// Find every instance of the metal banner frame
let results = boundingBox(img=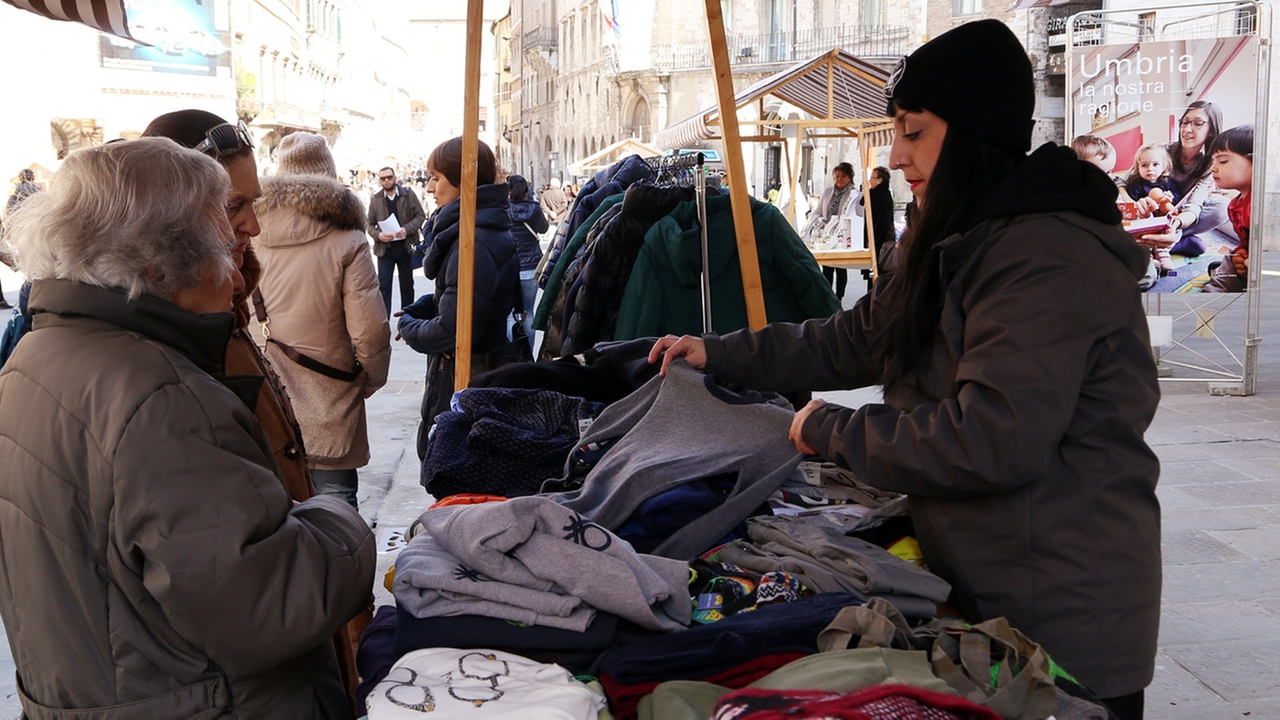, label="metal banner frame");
[1066,0,1271,395]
